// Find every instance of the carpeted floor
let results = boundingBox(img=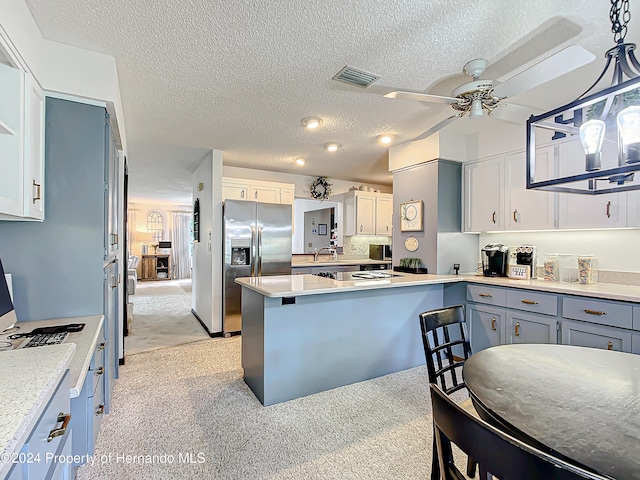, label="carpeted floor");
[77,337,469,479]
[125,279,209,356]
